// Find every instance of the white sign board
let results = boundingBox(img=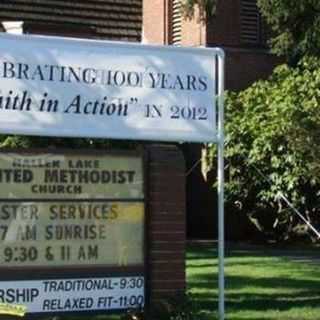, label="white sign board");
[0,277,144,313]
[0,34,220,142]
